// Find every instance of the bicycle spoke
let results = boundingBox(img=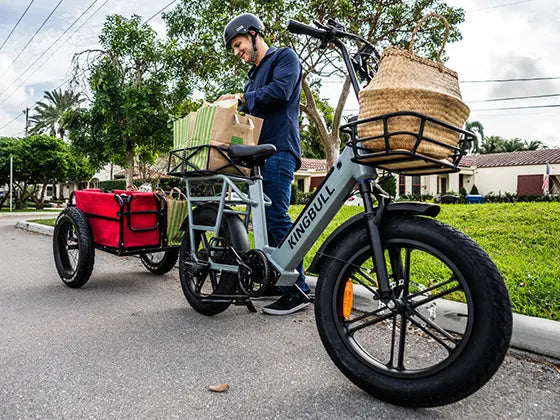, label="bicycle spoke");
[349,272,380,298]
[406,314,454,353]
[387,314,398,368]
[407,276,458,299]
[346,307,395,334]
[409,284,462,310]
[397,314,407,370]
[409,308,459,344]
